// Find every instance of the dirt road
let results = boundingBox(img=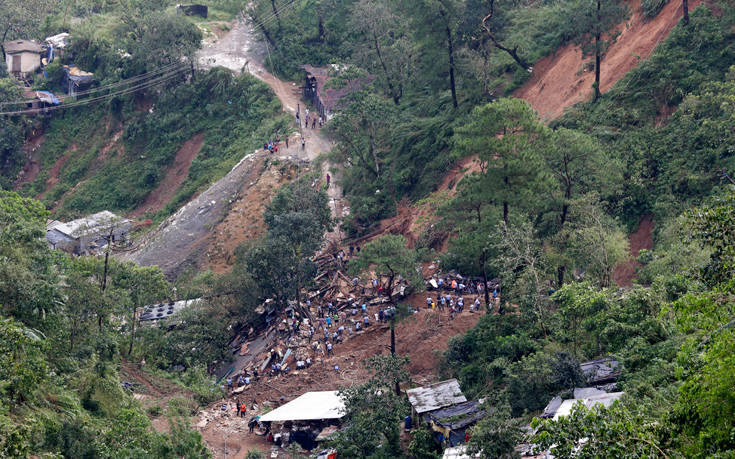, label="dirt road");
[120,17,348,276]
[198,16,348,233]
